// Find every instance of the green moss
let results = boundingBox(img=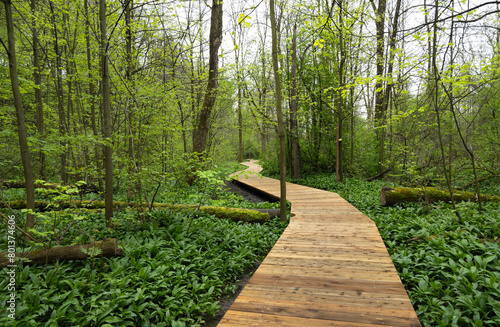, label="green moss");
[199,206,270,223]
[2,200,270,223]
[385,187,500,206]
